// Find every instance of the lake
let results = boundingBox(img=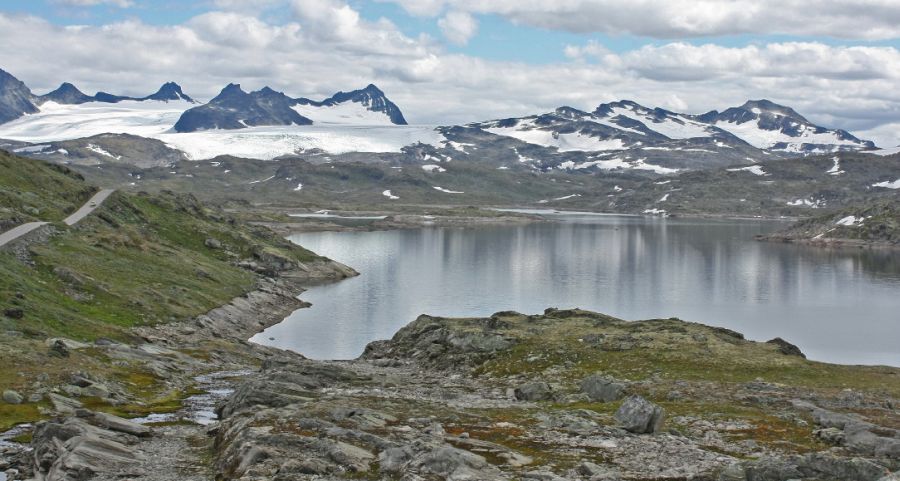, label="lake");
[251,213,900,366]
